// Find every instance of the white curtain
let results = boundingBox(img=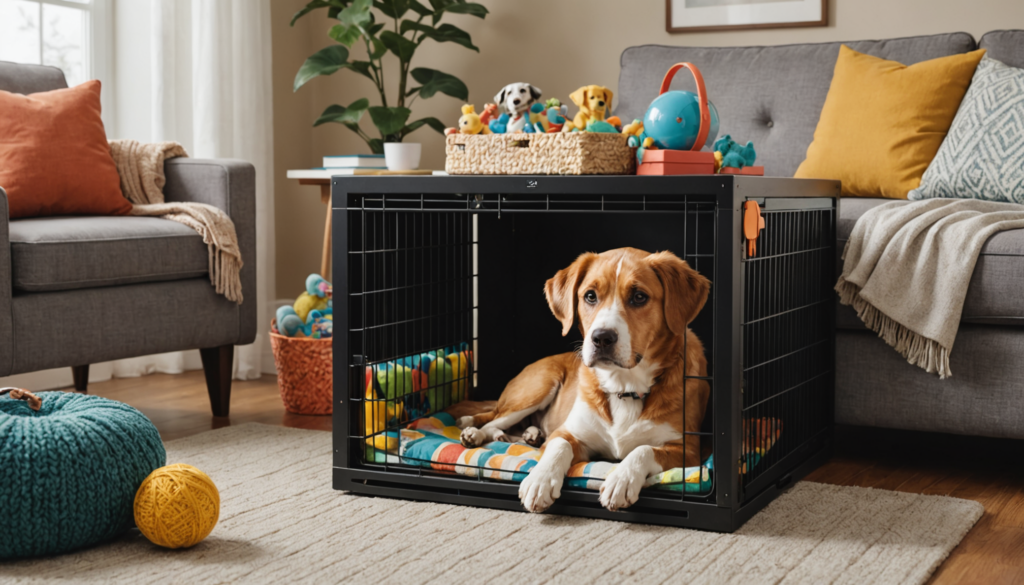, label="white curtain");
[0,0,276,391]
[144,0,276,380]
